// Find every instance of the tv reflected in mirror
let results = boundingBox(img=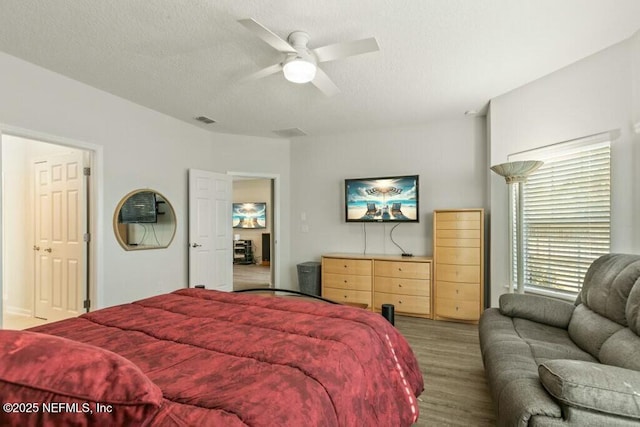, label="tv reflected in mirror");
[233,202,267,229]
[119,191,157,224]
[345,175,419,223]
